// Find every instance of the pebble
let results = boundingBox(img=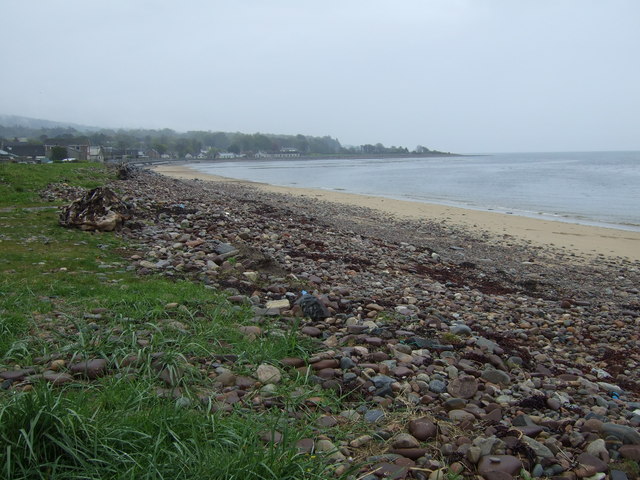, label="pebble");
[256,364,282,384]
[408,418,437,440]
[69,359,108,379]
